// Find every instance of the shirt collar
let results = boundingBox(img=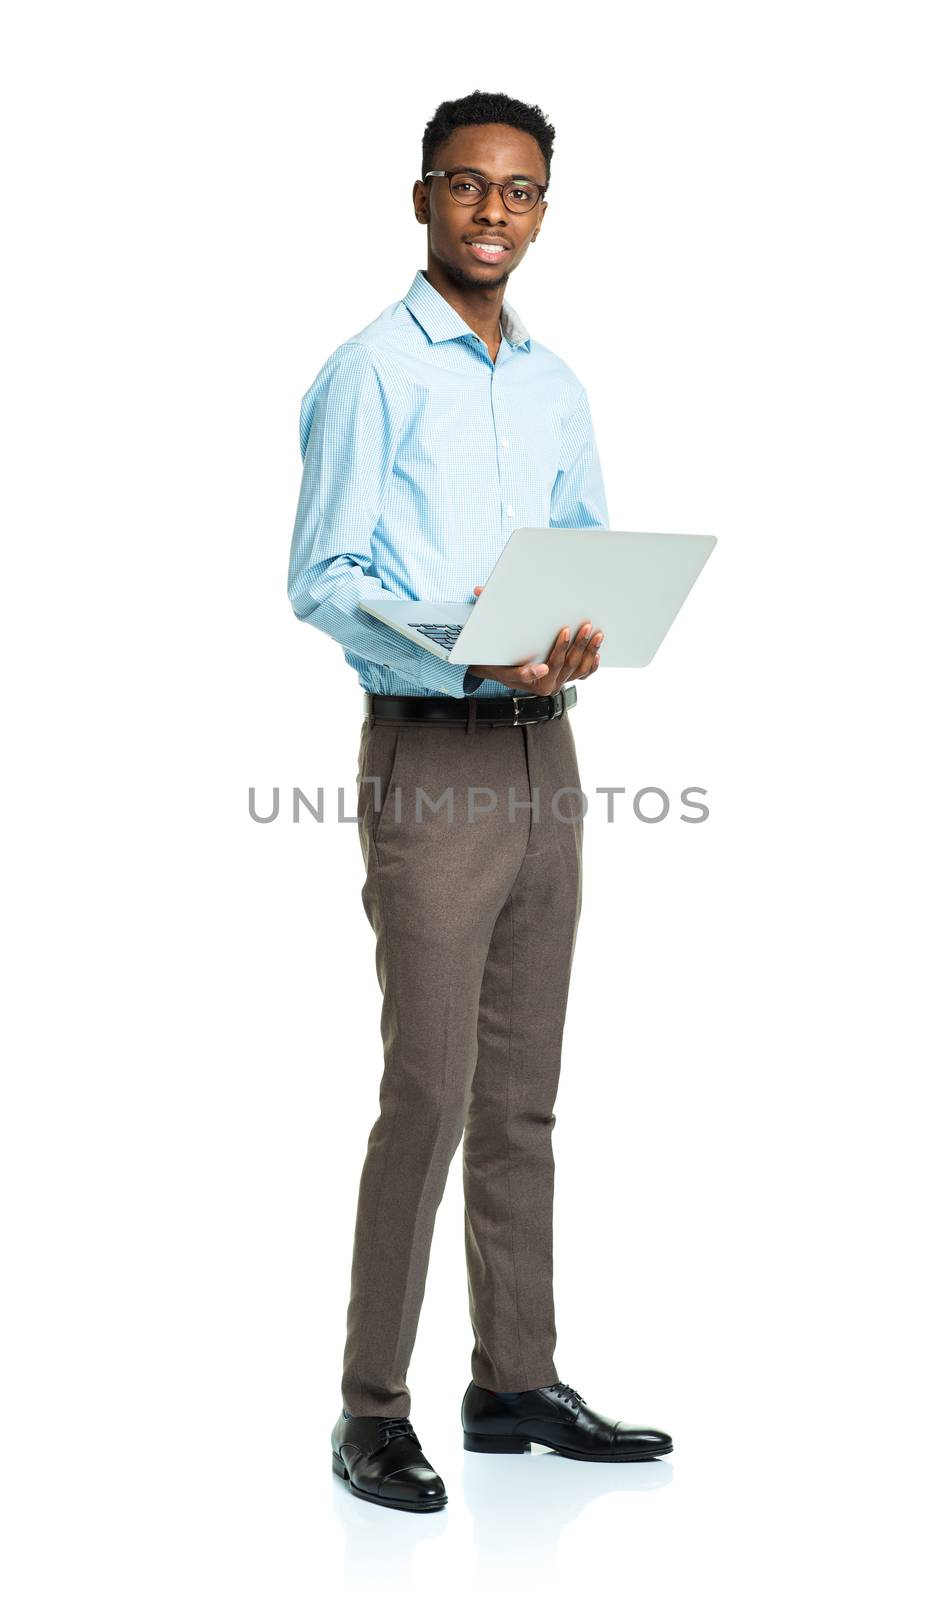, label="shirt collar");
[402,268,532,352]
